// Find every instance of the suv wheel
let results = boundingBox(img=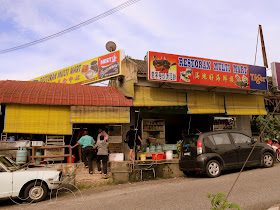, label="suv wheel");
[206,160,221,178]
[23,182,48,203]
[263,152,274,168]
